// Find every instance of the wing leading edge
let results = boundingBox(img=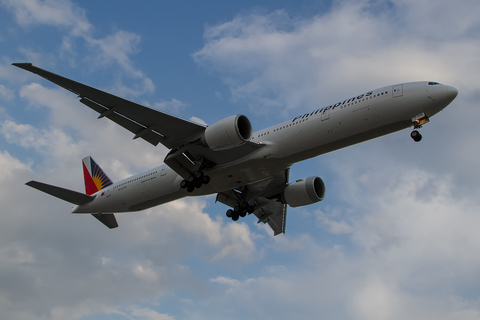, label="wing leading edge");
[12,63,206,149]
